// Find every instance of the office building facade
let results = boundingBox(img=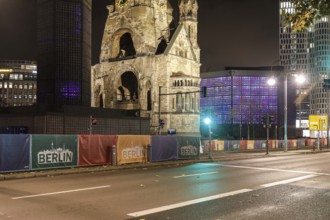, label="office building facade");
[280,1,330,137]
[37,0,91,106]
[0,60,37,107]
